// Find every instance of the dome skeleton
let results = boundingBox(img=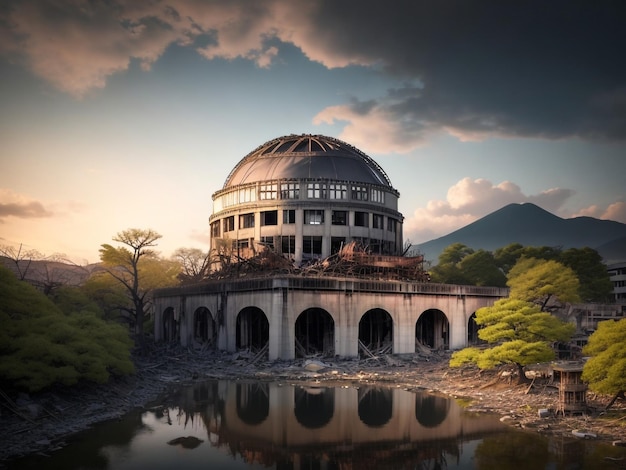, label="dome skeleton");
[223,134,394,189]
